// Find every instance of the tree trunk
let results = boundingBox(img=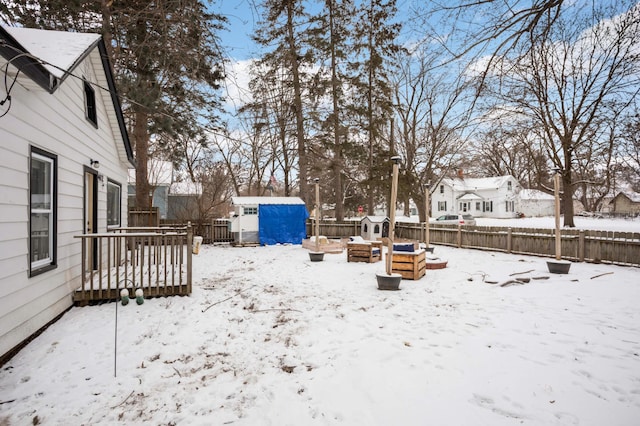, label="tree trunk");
[329,0,344,220]
[134,108,150,210]
[562,171,575,227]
[285,0,308,207]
